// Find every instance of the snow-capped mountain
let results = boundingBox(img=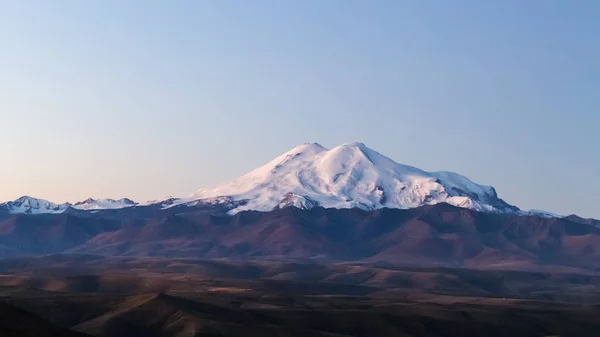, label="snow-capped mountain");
[1,142,562,217]
[167,142,519,214]
[0,197,138,214]
[72,198,137,210]
[0,196,71,214]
